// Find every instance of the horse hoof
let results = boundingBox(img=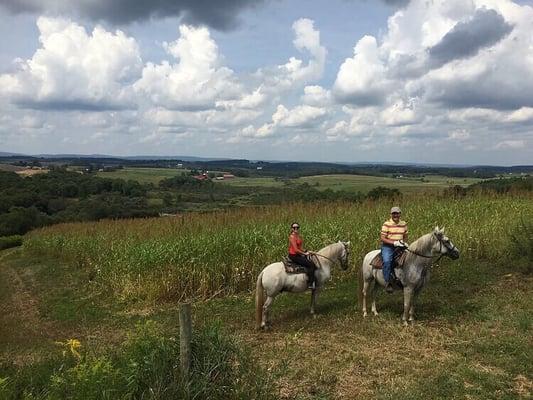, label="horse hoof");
[372,312,379,317]
[402,320,409,327]
[363,312,368,318]
[312,313,317,319]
